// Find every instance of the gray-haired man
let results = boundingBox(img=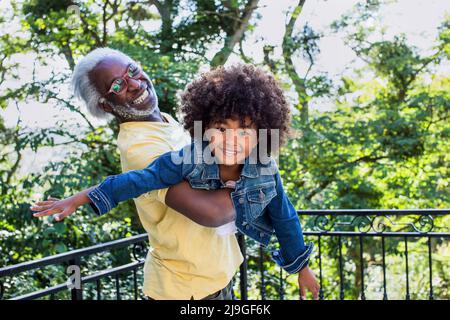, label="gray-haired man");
[67,48,242,299]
